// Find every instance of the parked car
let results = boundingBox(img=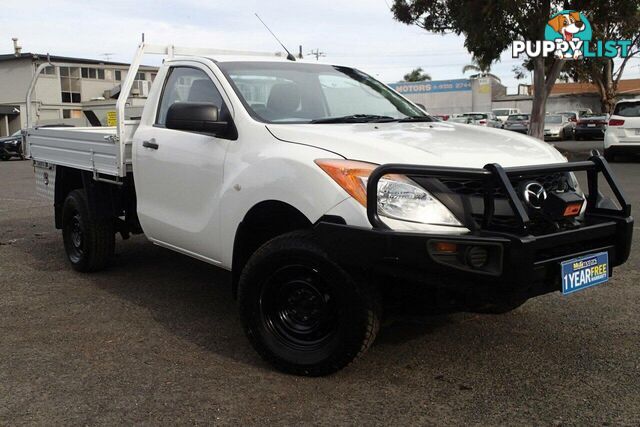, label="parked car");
[448,116,476,125]
[432,114,449,121]
[544,114,574,140]
[0,130,24,160]
[556,111,579,122]
[461,112,502,128]
[574,114,607,140]
[23,43,633,376]
[604,99,640,161]
[493,108,521,124]
[503,114,530,134]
